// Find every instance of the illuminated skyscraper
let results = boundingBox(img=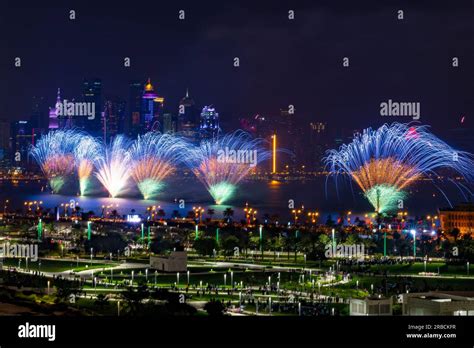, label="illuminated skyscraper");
[128,81,143,136]
[178,89,199,139]
[103,97,126,141]
[309,122,328,171]
[141,78,164,132]
[82,78,102,133]
[30,96,47,130]
[199,105,220,139]
[48,88,61,130]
